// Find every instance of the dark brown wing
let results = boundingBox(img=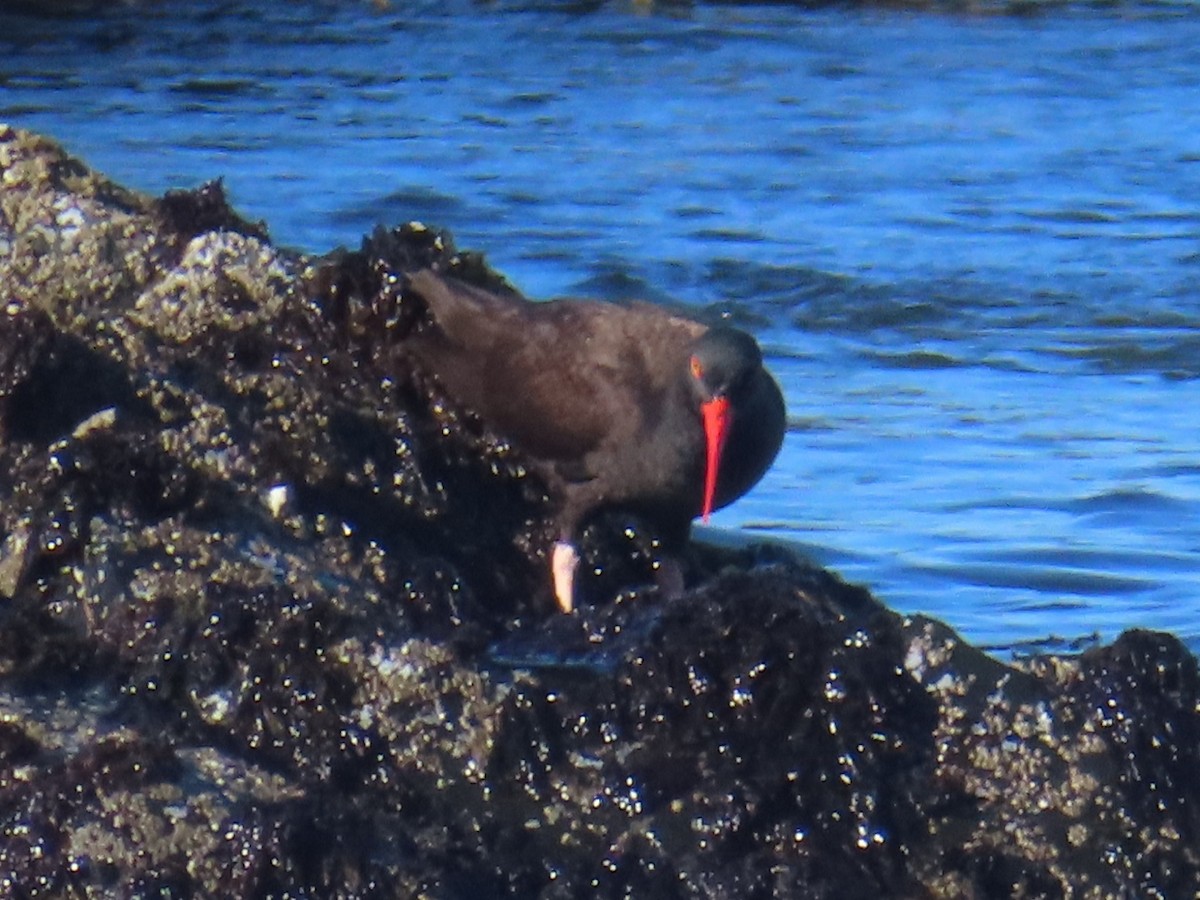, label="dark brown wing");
[403,270,702,465]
